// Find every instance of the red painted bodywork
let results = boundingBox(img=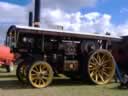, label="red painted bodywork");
[0,45,14,65]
